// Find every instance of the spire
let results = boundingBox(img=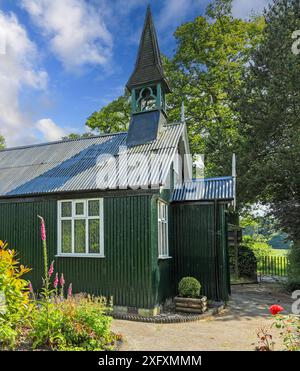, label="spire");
[126,6,171,93]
